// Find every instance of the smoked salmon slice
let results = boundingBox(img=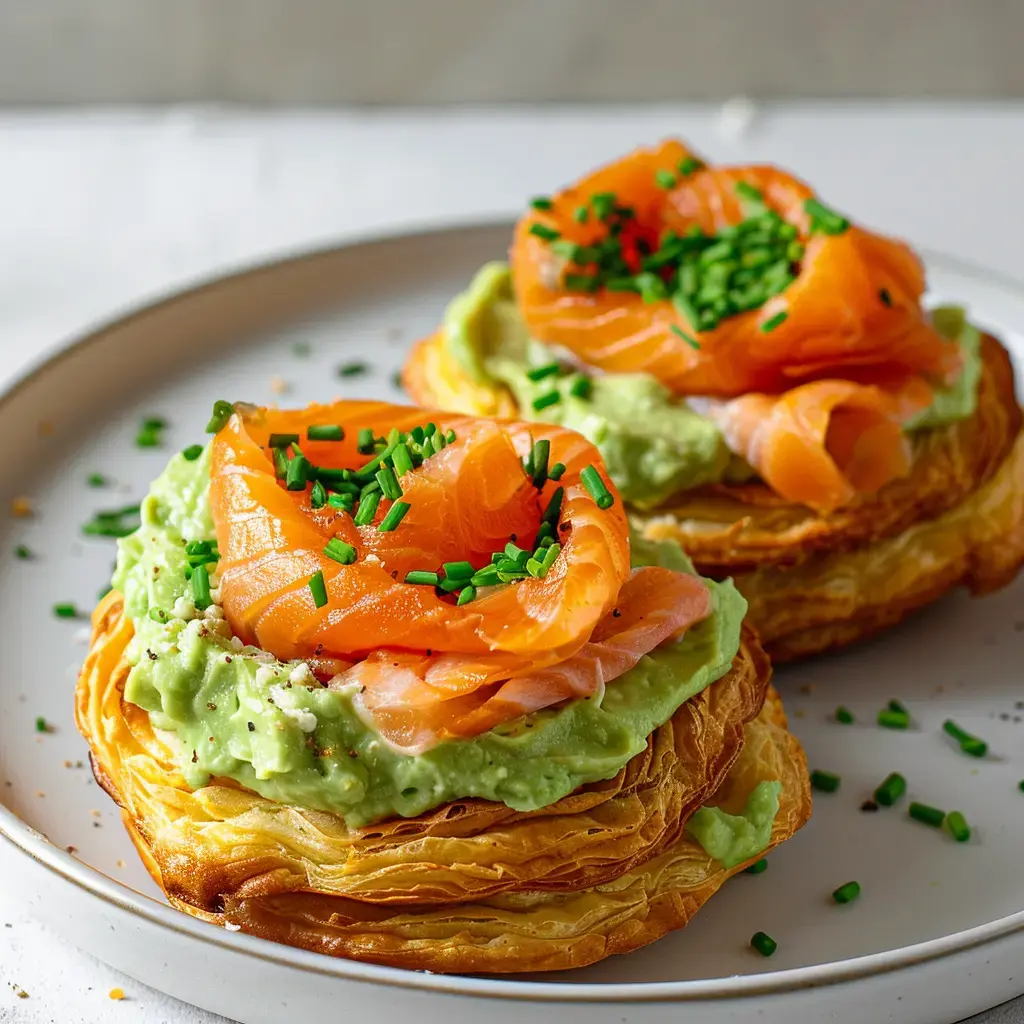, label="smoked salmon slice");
[209,401,712,752]
[511,139,960,398]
